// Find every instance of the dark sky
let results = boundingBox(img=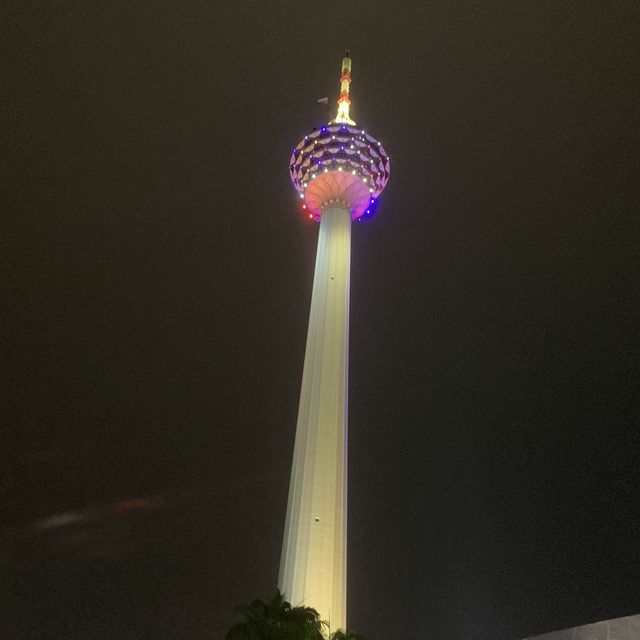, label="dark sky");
[3,2,639,639]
